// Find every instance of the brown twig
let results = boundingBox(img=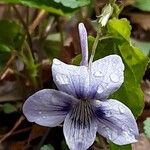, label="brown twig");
[41,16,55,39]
[0,116,25,143]
[28,10,47,34]
[0,52,16,80]
[36,128,51,150]
[0,127,31,139]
